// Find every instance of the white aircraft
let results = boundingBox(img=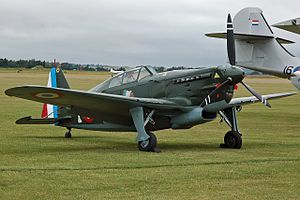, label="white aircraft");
[206,7,300,90]
[110,68,125,75]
